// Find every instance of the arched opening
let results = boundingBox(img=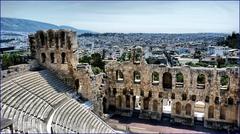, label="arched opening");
[133,96,141,110]
[41,53,46,63]
[126,95,131,108]
[140,90,144,96]
[171,93,175,99]
[61,52,66,64]
[113,88,117,96]
[176,72,184,88]
[152,72,159,85]
[220,105,226,120]
[102,97,107,113]
[75,79,79,90]
[208,105,214,118]
[116,70,124,81]
[67,35,71,50]
[153,100,158,112]
[55,32,59,48]
[228,97,233,105]
[194,101,205,121]
[220,75,229,90]
[158,92,163,98]
[48,30,54,48]
[163,99,172,114]
[60,31,65,48]
[163,72,172,90]
[215,97,220,104]
[123,88,127,95]
[148,91,152,98]
[185,103,191,116]
[117,96,122,108]
[182,93,187,101]
[205,96,209,103]
[39,31,45,47]
[197,74,205,89]
[134,71,141,83]
[191,95,196,101]
[50,53,55,63]
[143,97,149,110]
[134,47,142,63]
[176,102,181,115]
